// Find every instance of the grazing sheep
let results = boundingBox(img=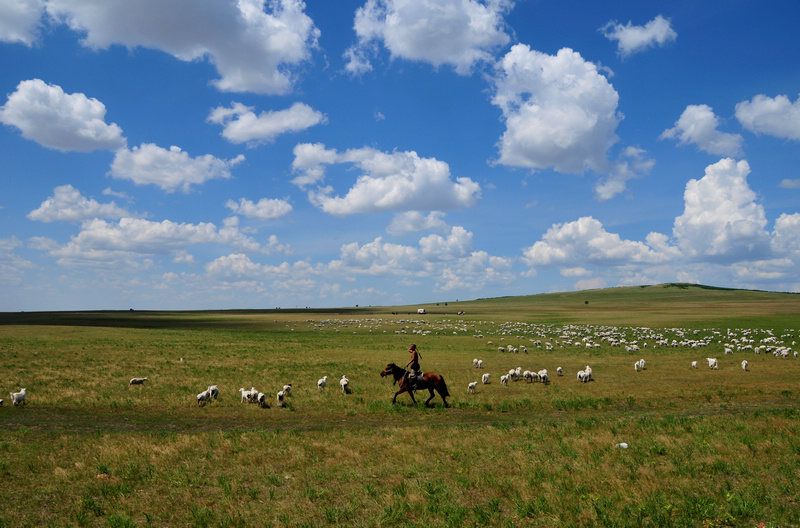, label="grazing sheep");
[317,376,328,392]
[691,361,698,369]
[257,392,268,408]
[741,360,748,372]
[239,387,256,403]
[577,370,587,383]
[522,370,534,383]
[500,374,509,386]
[481,373,490,384]
[9,388,26,406]
[283,384,292,396]
[0,399,3,406]
[197,389,211,406]
[556,366,563,377]
[538,369,548,384]
[706,357,719,370]
[468,381,478,394]
[208,385,219,400]
[276,390,285,407]
[128,377,148,387]
[473,358,479,368]
[584,365,593,381]
[340,375,350,394]
[477,359,483,369]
